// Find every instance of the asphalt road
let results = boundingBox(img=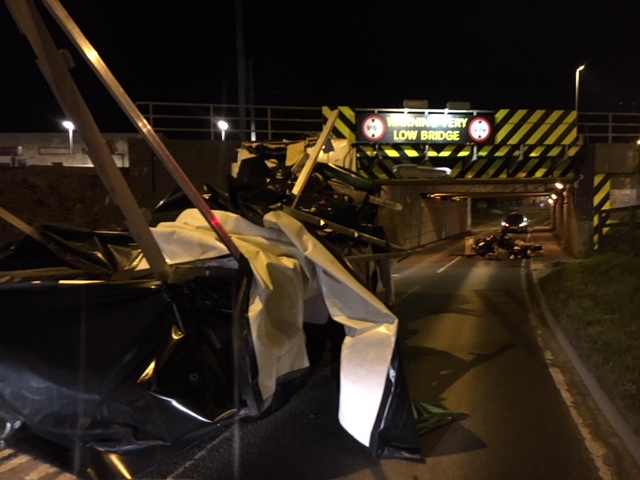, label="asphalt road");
[138,229,638,480]
[3,230,640,479]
